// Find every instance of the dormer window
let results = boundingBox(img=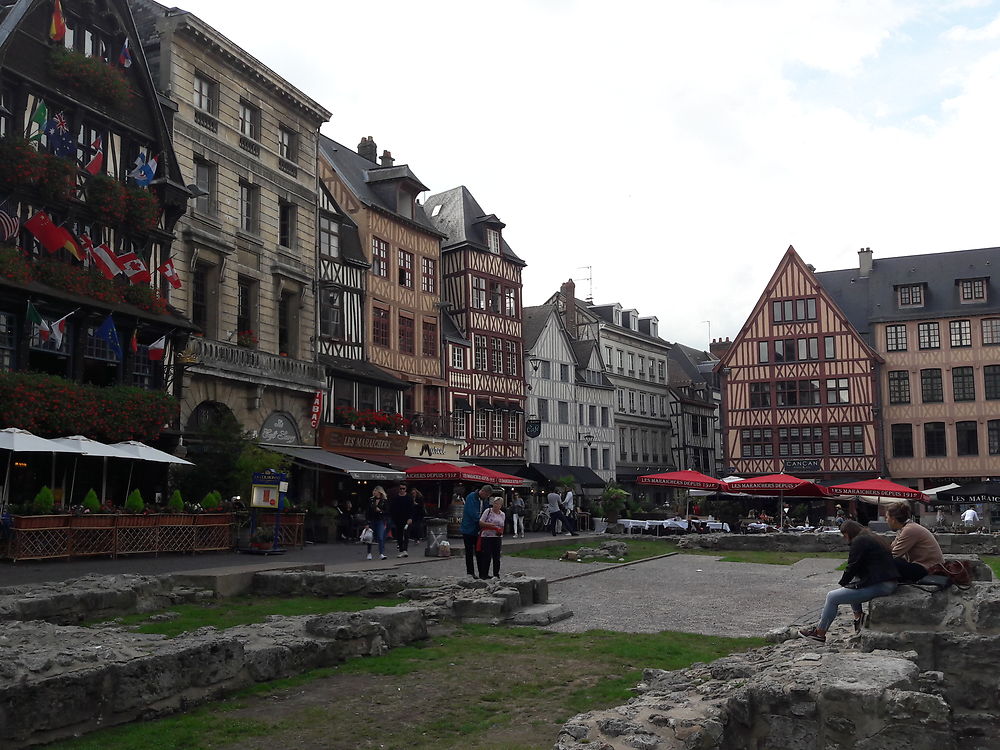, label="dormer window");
[486,228,501,254]
[397,188,415,219]
[897,284,924,308]
[959,278,987,303]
